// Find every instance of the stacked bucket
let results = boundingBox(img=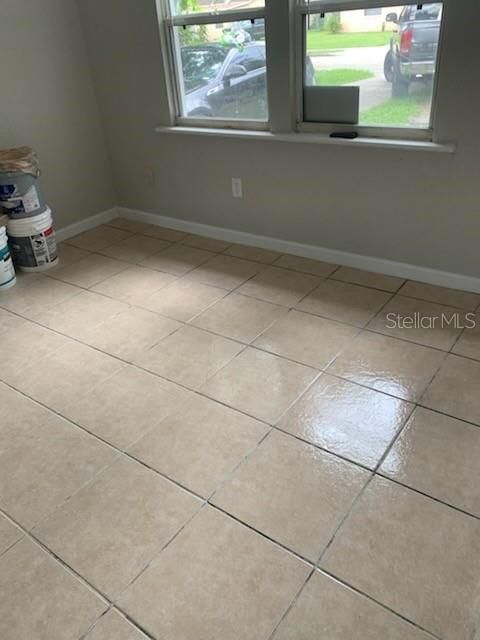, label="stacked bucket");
[0,147,58,290]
